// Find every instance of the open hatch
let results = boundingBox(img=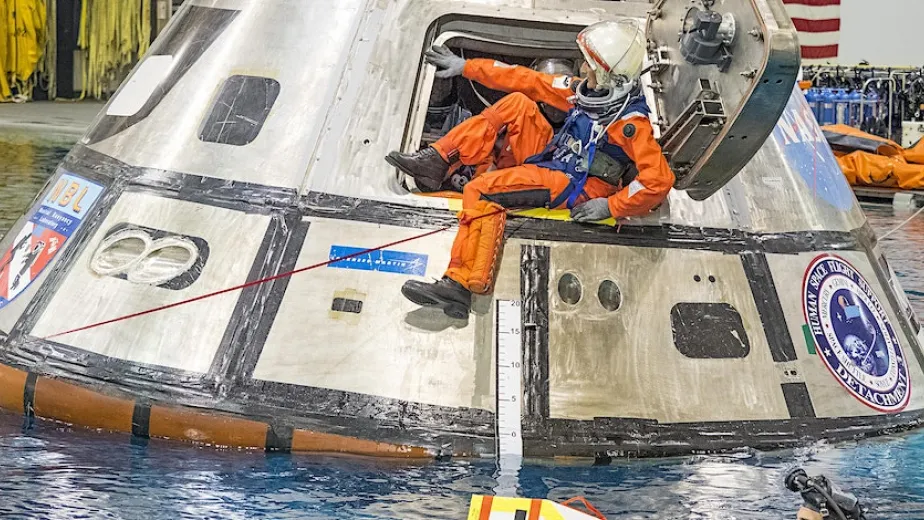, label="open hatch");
[403,17,586,196]
[646,0,800,200]
[403,0,799,204]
